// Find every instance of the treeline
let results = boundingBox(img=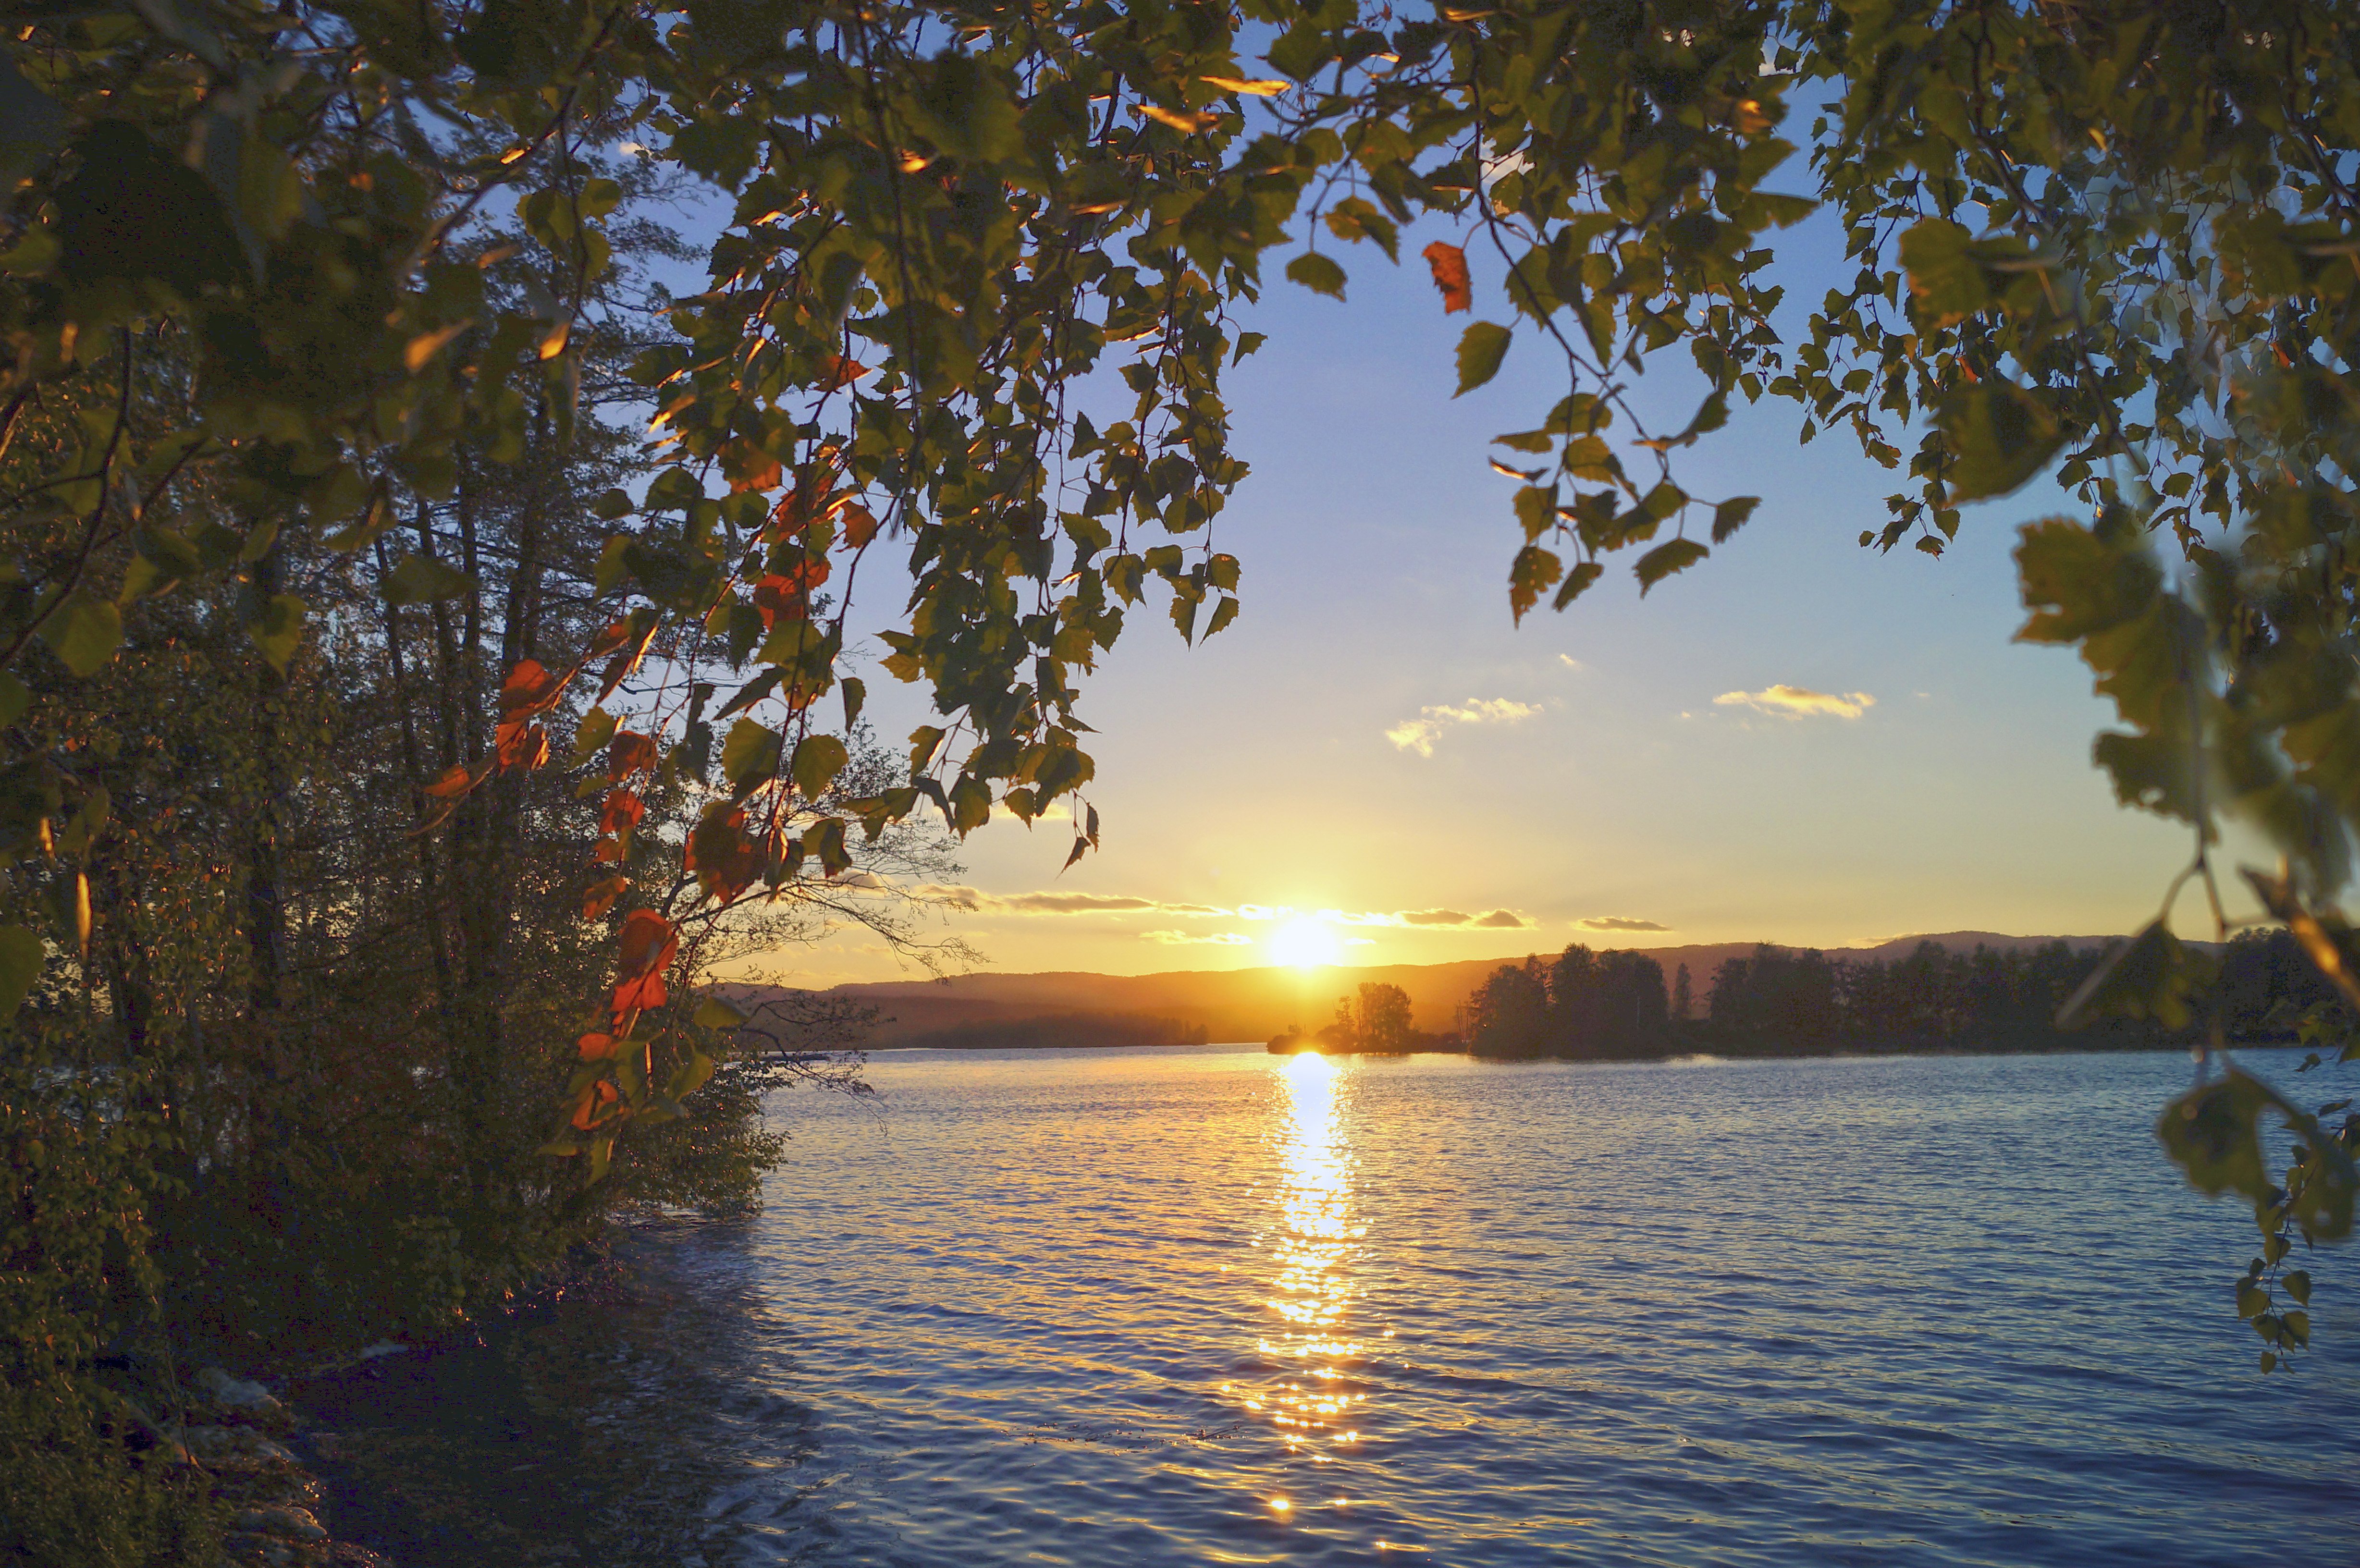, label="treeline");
[1466,933,2352,1060]
[0,170,936,1560]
